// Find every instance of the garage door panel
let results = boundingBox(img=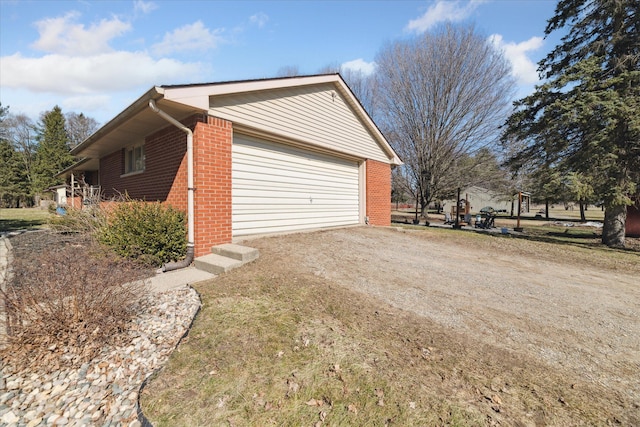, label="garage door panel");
[232,135,360,236]
[233,214,358,233]
[233,188,358,200]
[234,156,357,179]
[232,170,357,189]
